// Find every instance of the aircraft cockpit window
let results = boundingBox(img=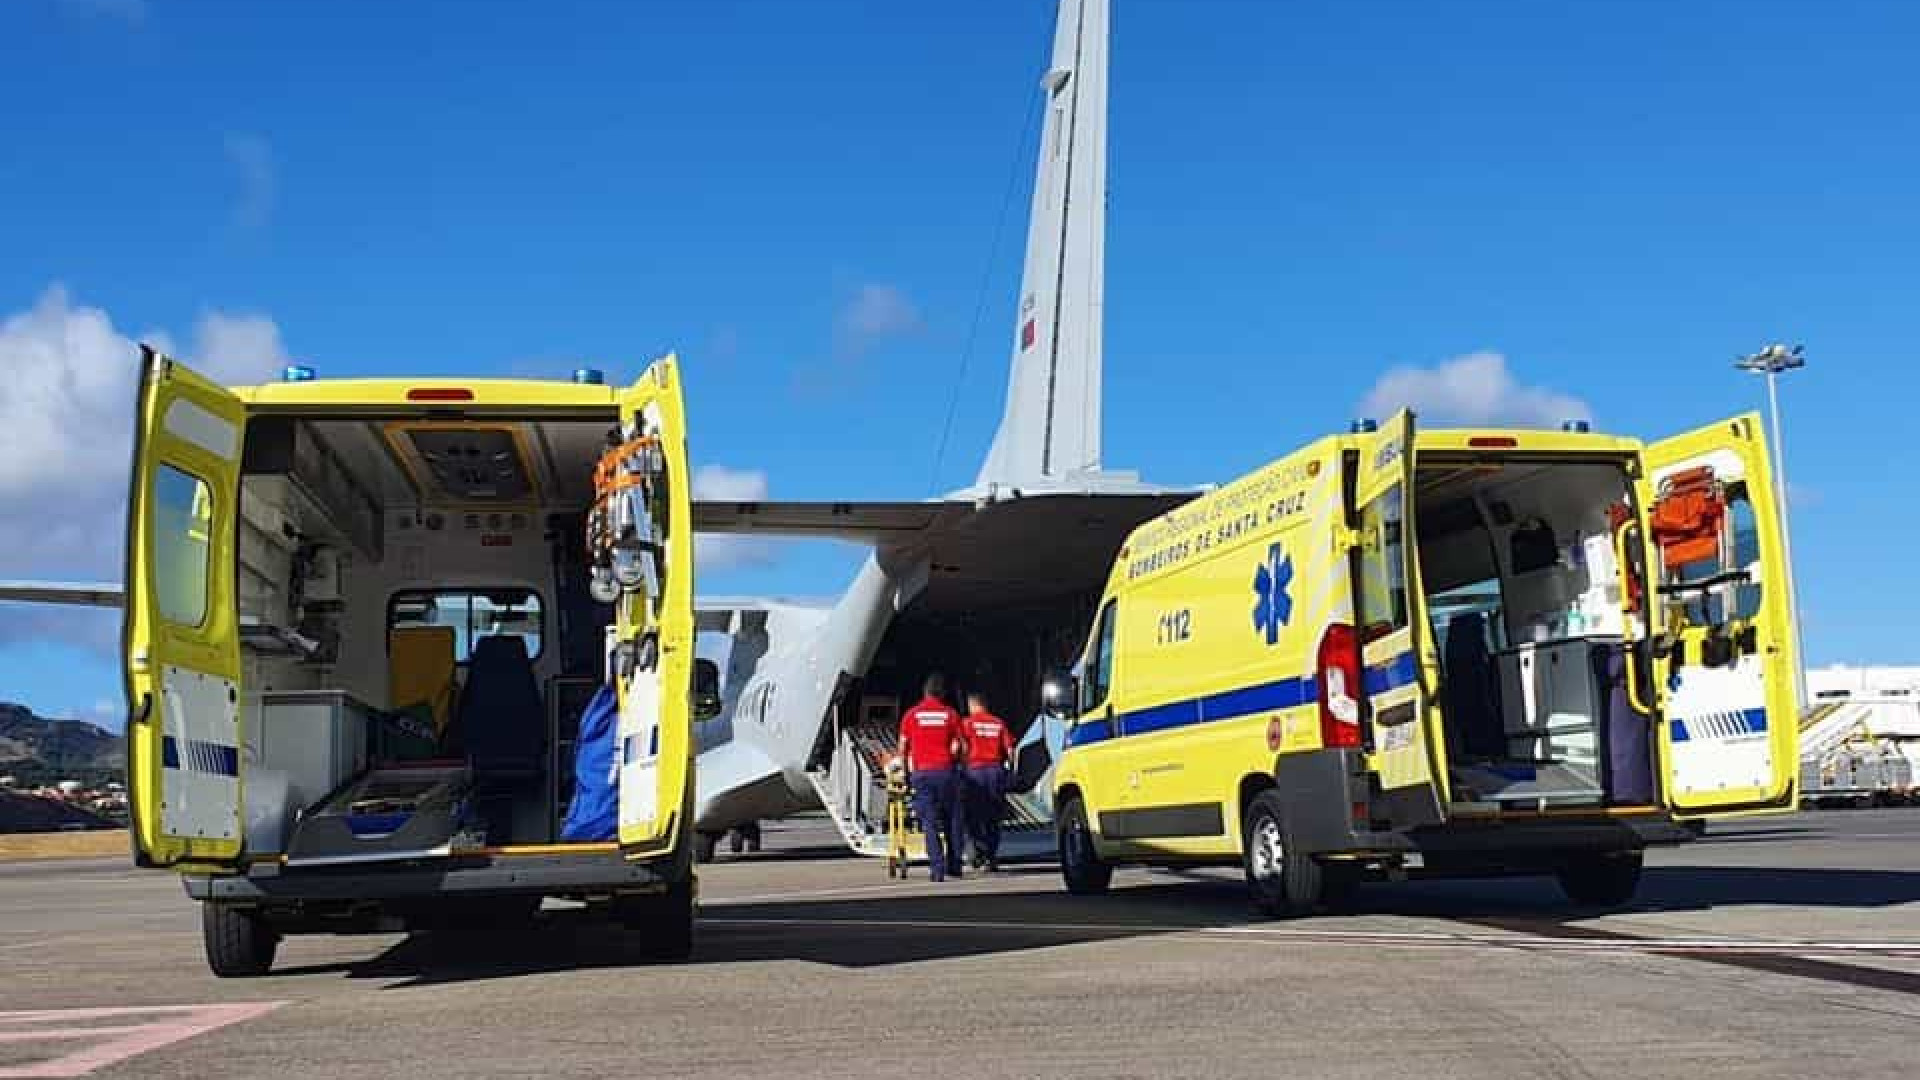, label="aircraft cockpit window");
[390,588,544,662]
